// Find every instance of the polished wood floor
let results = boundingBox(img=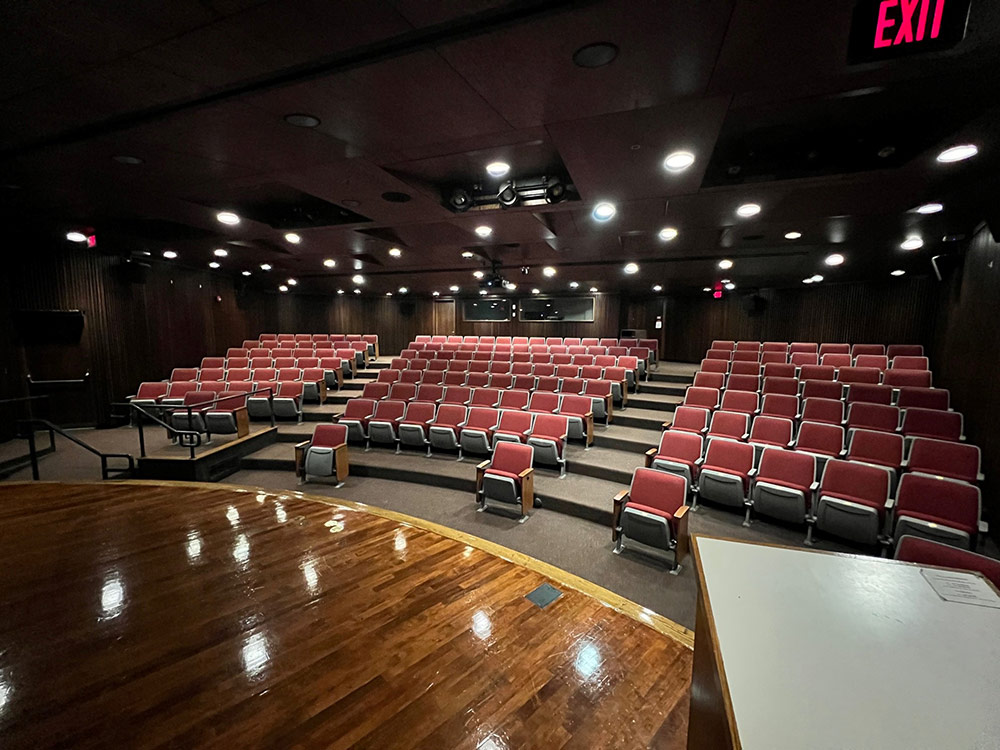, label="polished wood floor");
[0,481,692,749]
